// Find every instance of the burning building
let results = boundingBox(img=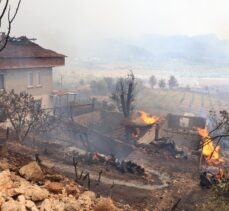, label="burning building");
[124,111,160,142]
[164,113,206,151]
